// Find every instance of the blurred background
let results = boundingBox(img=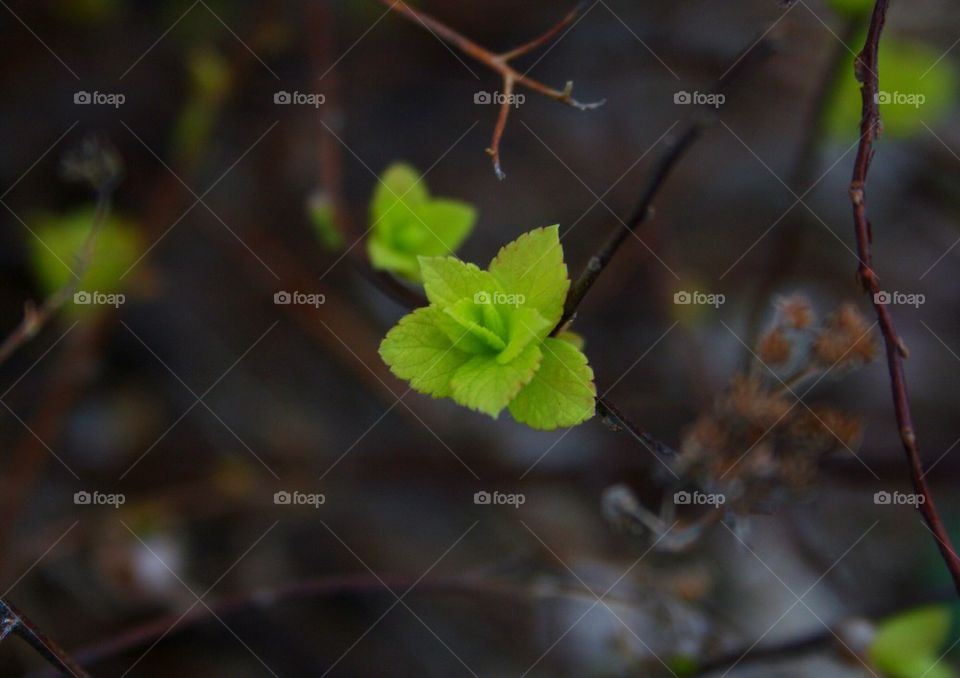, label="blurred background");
[1,0,960,675]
